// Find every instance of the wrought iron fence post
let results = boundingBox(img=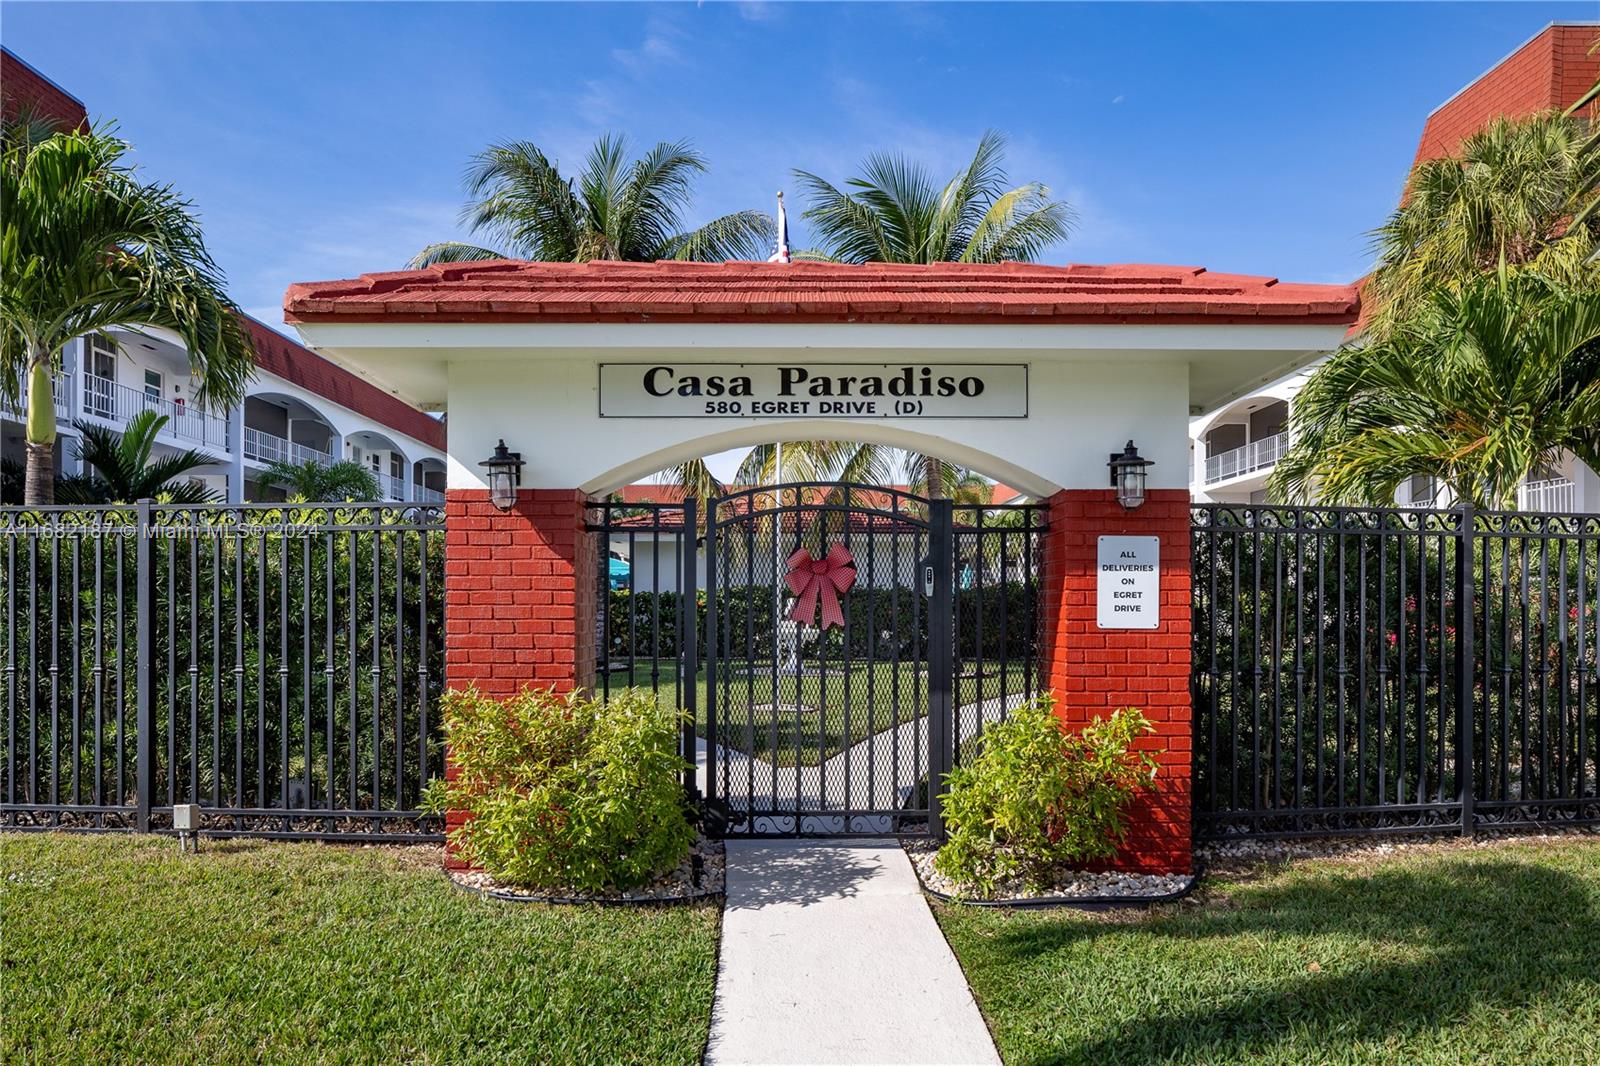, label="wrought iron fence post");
[928,499,954,841]
[1456,505,1475,836]
[702,505,718,808]
[681,498,699,798]
[134,498,154,832]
